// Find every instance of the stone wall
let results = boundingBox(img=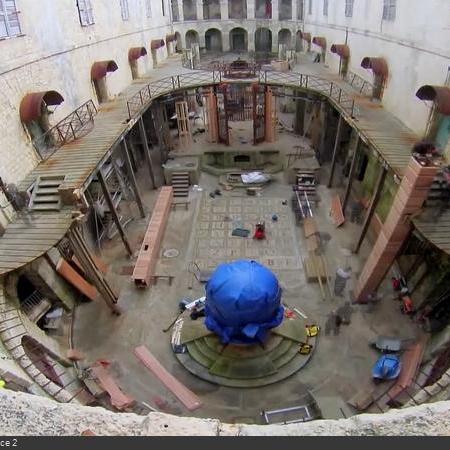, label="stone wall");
[1,389,450,436]
[0,0,172,187]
